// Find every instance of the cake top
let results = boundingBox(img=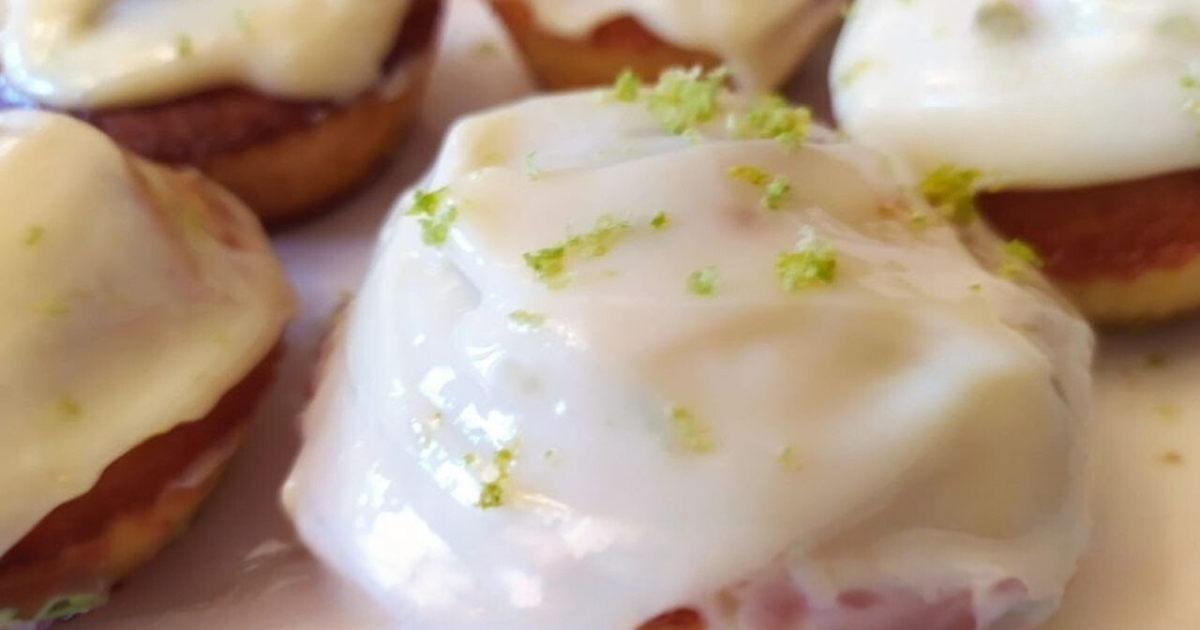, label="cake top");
[833,0,1200,188]
[0,110,293,555]
[2,0,418,108]
[520,0,844,90]
[285,72,1093,630]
